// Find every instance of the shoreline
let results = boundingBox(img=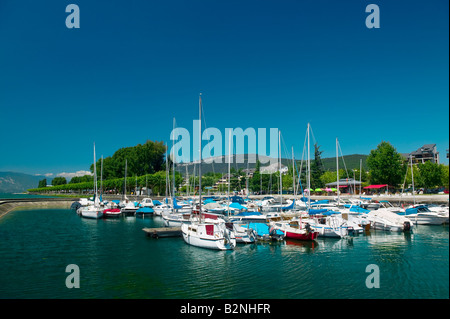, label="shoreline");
[0,198,75,220]
[1,194,448,220]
